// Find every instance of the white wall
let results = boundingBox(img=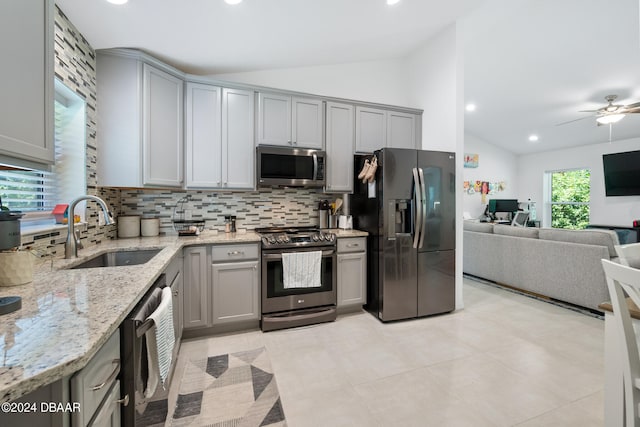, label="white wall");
[517,137,640,227]
[405,25,459,153]
[463,132,519,218]
[211,59,411,107]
